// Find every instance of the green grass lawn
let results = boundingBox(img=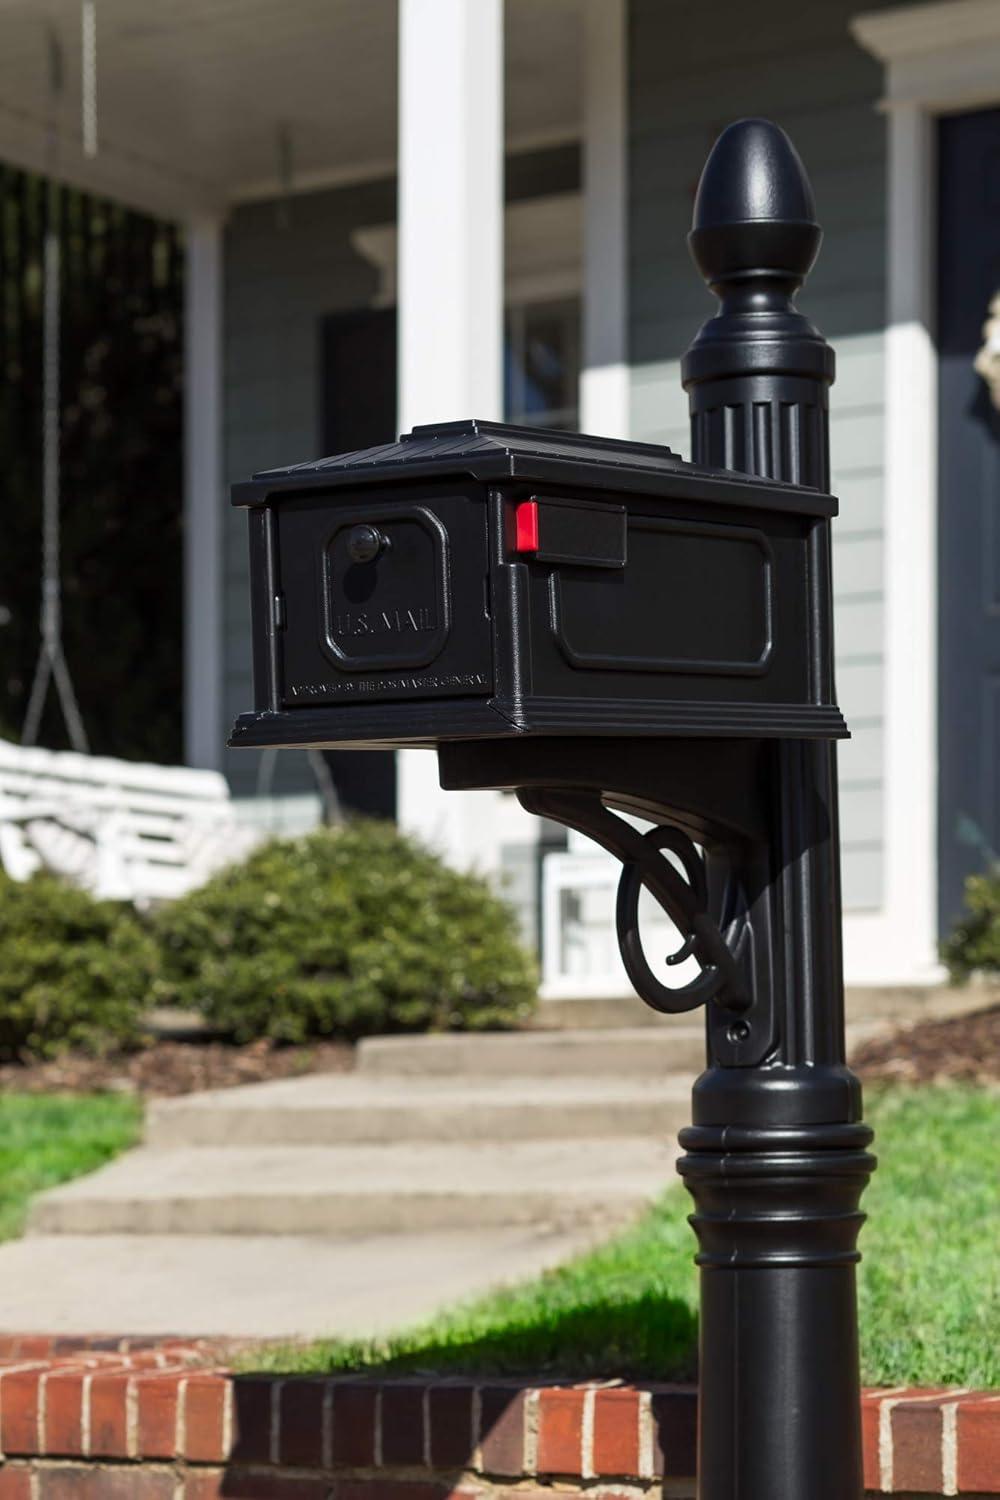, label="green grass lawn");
[247,1084,999,1388]
[0,1093,142,1241]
